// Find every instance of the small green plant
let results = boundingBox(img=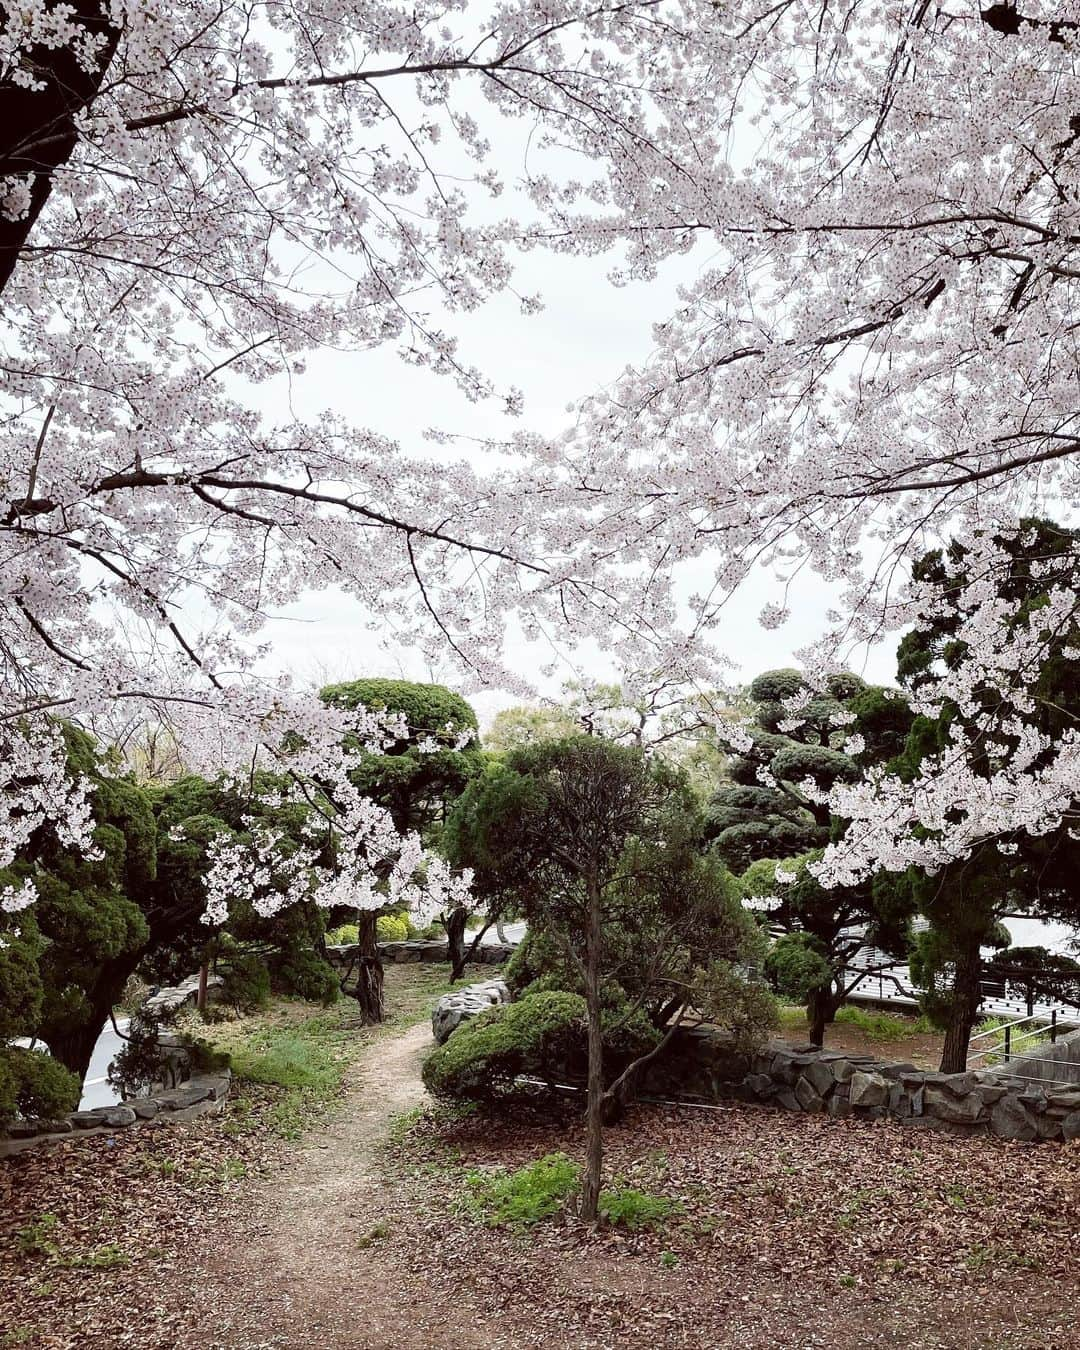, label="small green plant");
[69,1243,130,1270]
[834,1005,923,1042]
[837,1274,857,1289]
[386,1105,425,1148]
[15,1214,59,1259]
[357,1219,391,1249]
[659,1250,679,1270]
[598,1186,682,1230]
[464,1153,581,1227]
[144,1157,178,1177]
